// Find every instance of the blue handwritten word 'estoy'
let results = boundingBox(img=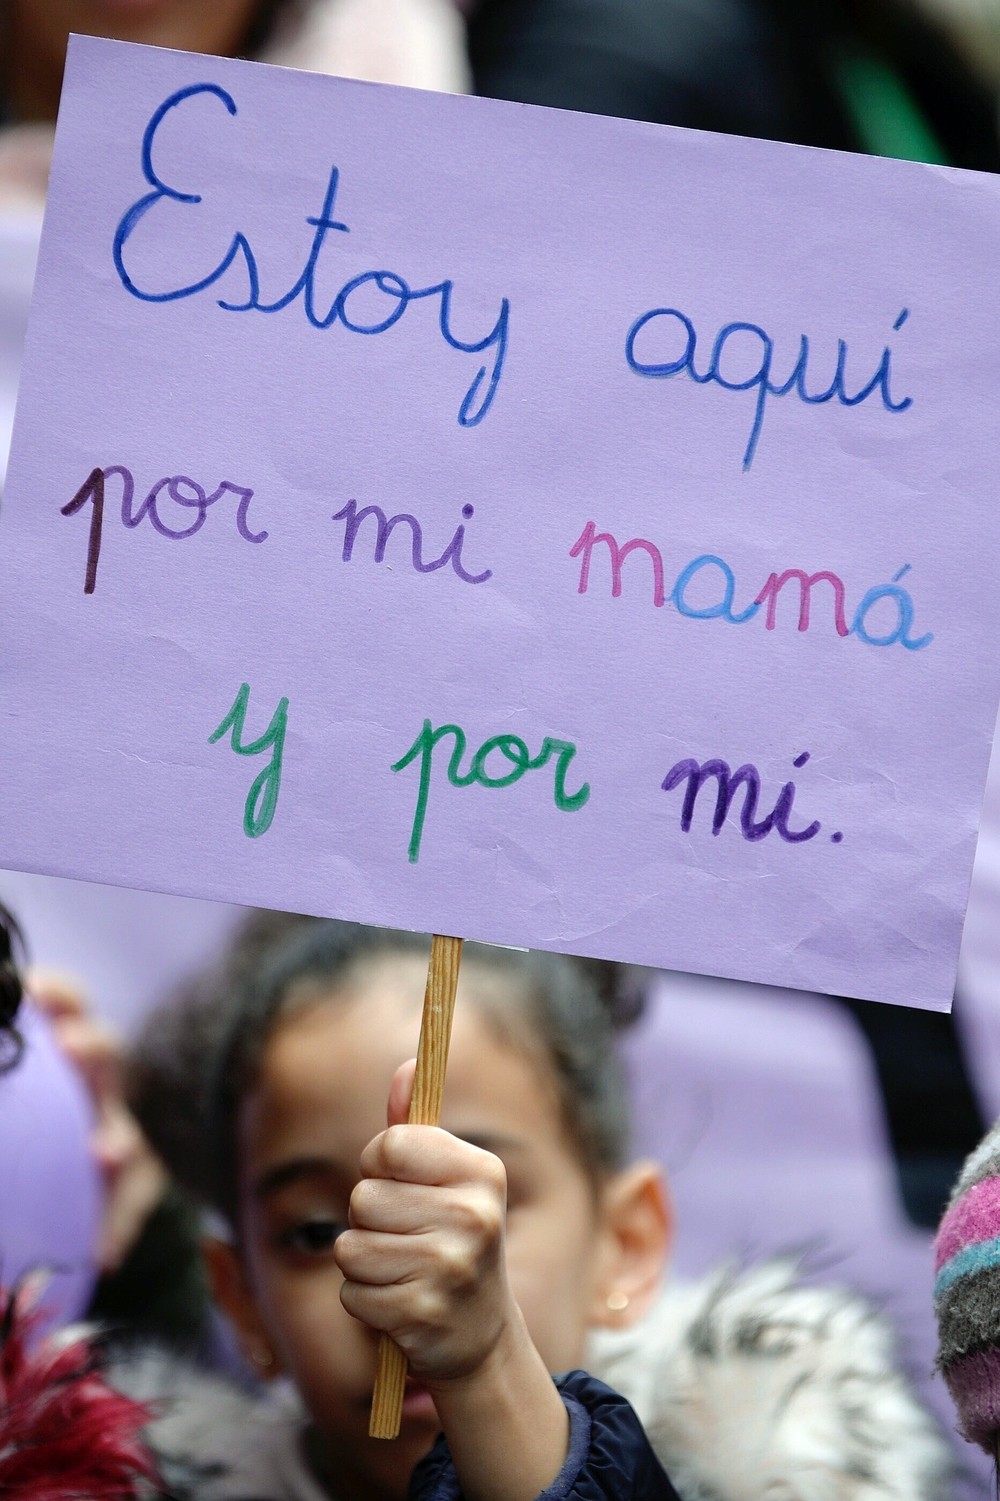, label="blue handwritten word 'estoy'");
[113,84,510,428]
[626,306,912,469]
